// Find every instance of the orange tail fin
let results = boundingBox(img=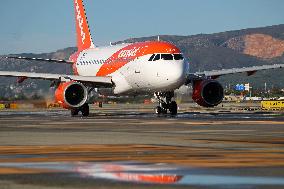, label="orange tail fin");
[74,0,95,51]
